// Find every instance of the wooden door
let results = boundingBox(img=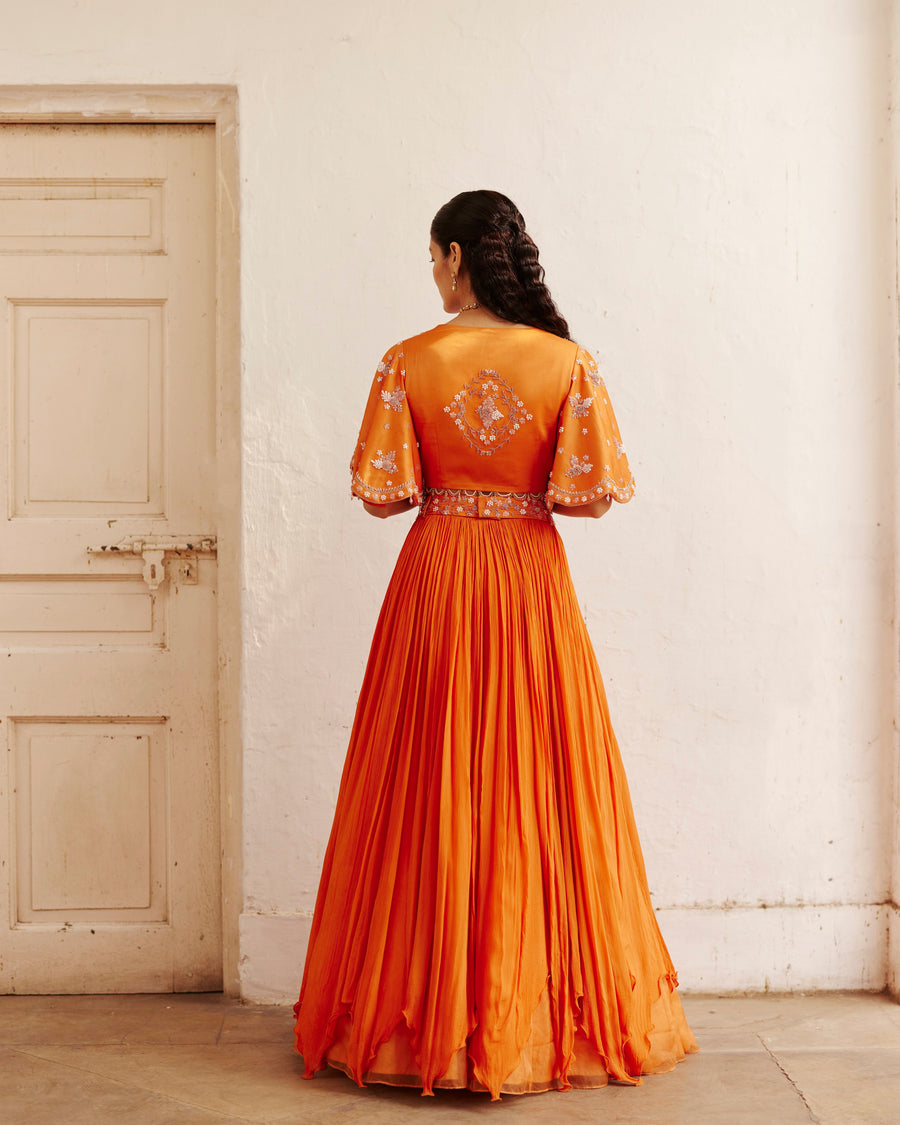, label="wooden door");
[0,123,221,992]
